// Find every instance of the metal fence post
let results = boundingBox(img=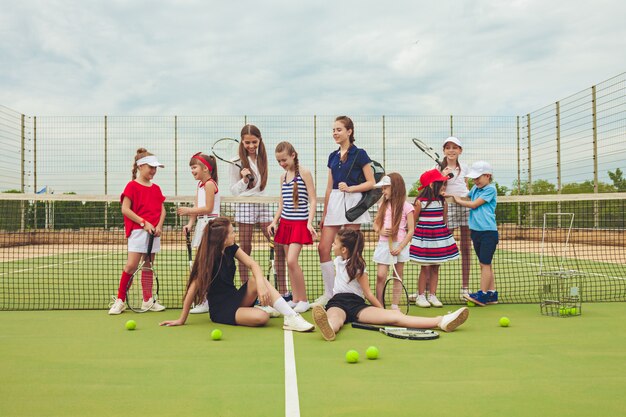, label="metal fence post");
[592,85,599,227]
